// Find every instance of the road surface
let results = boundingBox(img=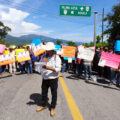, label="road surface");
[0,72,120,120]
